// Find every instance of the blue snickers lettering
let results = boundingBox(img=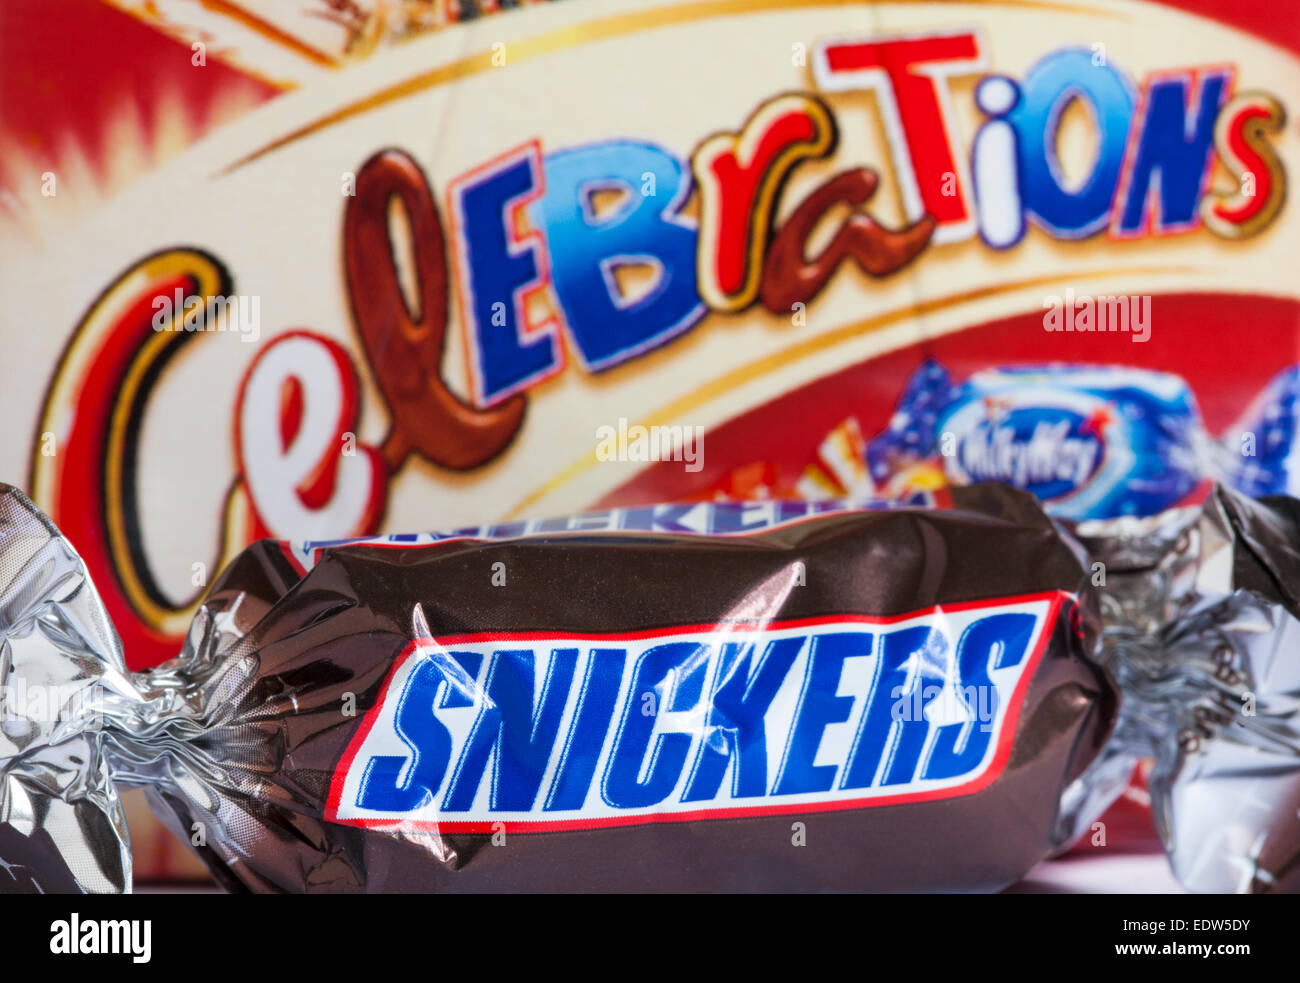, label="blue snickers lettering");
[357,651,481,811]
[683,637,803,801]
[603,642,708,809]
[774,633,871,795]
[444,649,577,811]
